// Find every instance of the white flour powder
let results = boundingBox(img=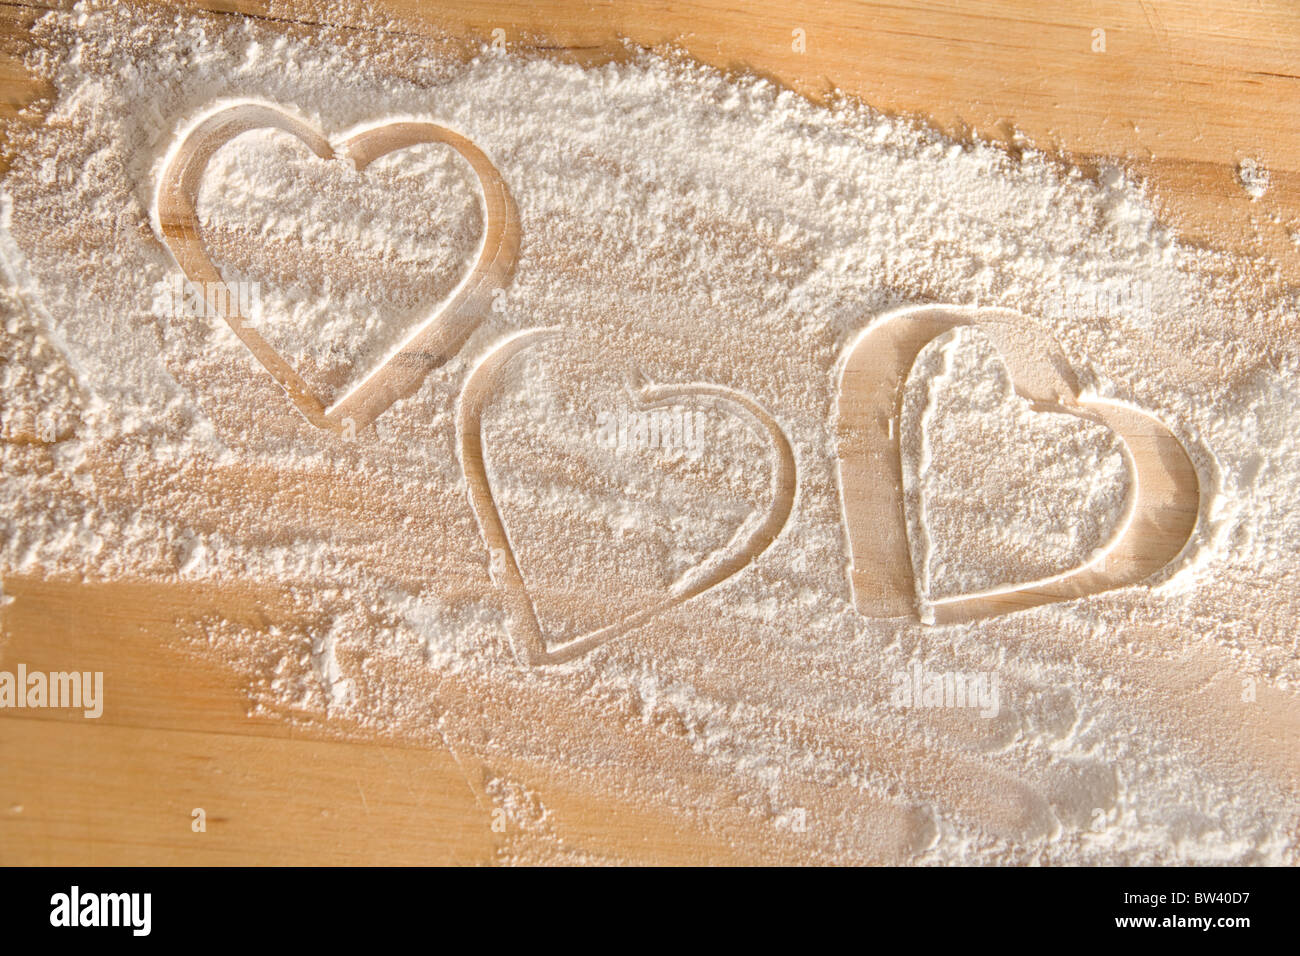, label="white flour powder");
[1,2,1298,864]
[902,326,1132,604]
